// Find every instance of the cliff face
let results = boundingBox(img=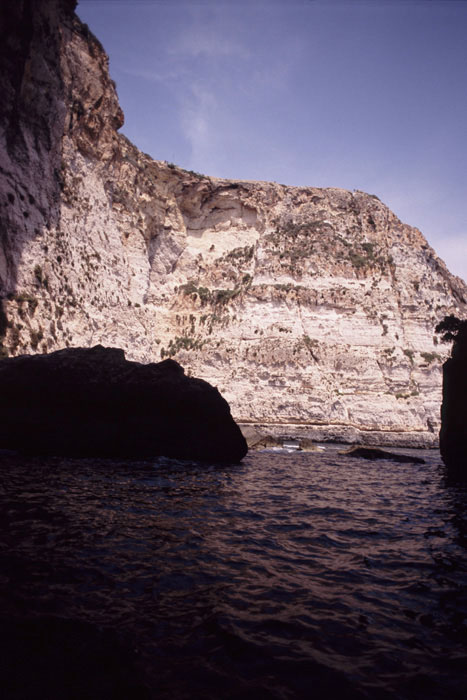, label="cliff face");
[1,0,466,447]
